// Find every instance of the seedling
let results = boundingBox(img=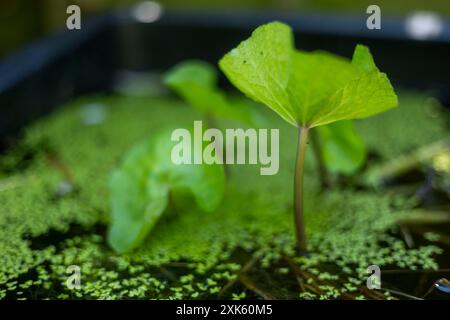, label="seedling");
[108,129,225,253]
[219,21,398,254]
